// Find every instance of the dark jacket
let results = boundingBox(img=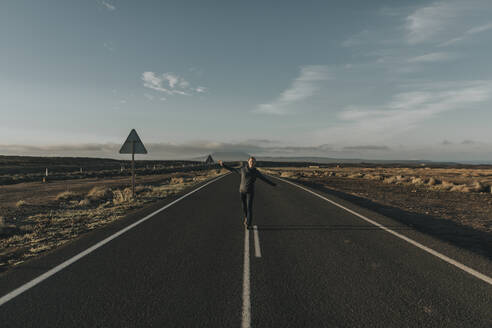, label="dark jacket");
[222,162,276,193]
